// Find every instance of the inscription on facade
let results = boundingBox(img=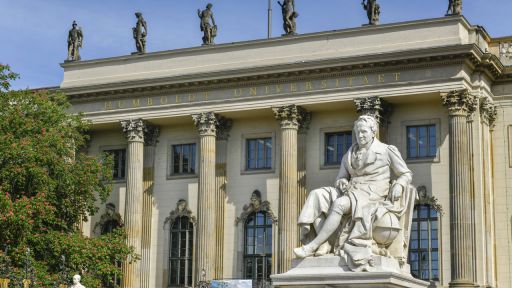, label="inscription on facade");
[100,72,401,112]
